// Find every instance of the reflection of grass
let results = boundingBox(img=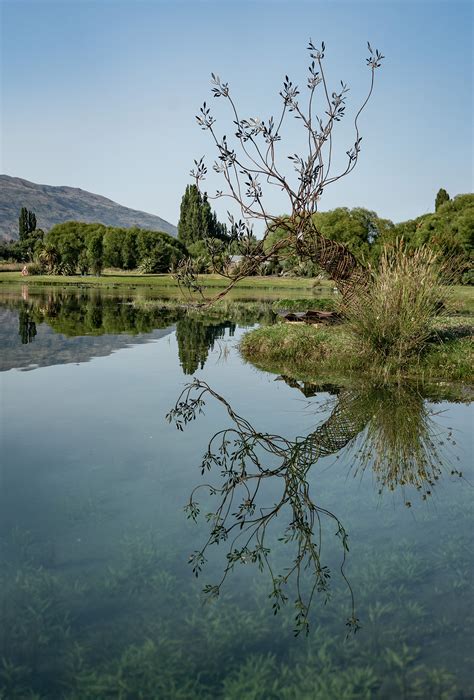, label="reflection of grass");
[349,385,448,495]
